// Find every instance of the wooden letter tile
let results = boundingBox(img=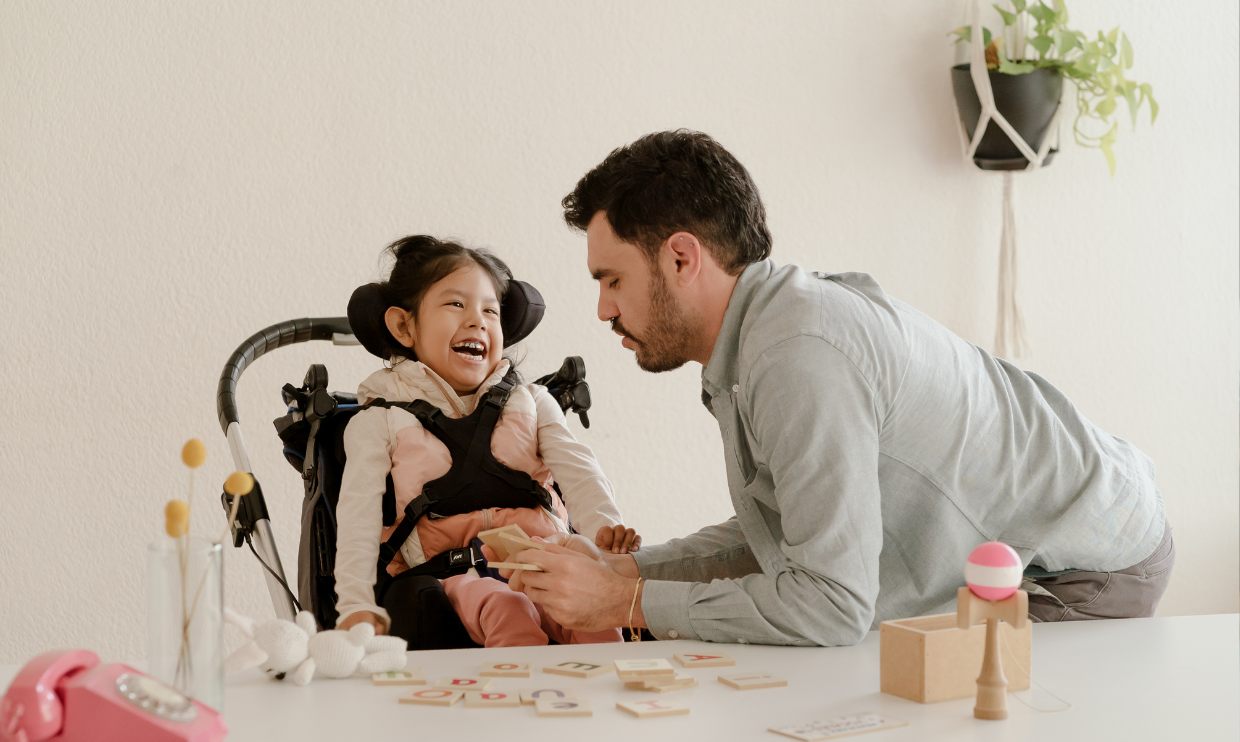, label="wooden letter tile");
[520,688,577,705]
[481,661,531,677]
[477,524,529,561]
[535,698,593,717]
[626,672,697,692]
[498,531,545,554]
[614,658,675,681]
[616,699,691,718]
[399,688,463,706]
[718,672,788,690]
[484,561,544,572]
[372,669,425,685]
[673,652,736,668]
[433,676,493,691]
[543,661,613,678]
[463,690,521,708]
